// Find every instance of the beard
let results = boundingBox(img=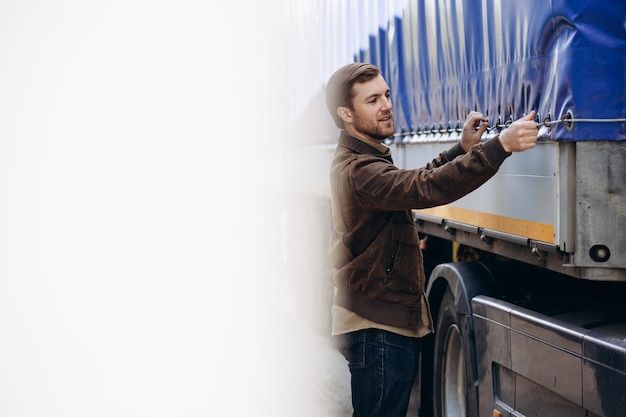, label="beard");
[352,112,394,140]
